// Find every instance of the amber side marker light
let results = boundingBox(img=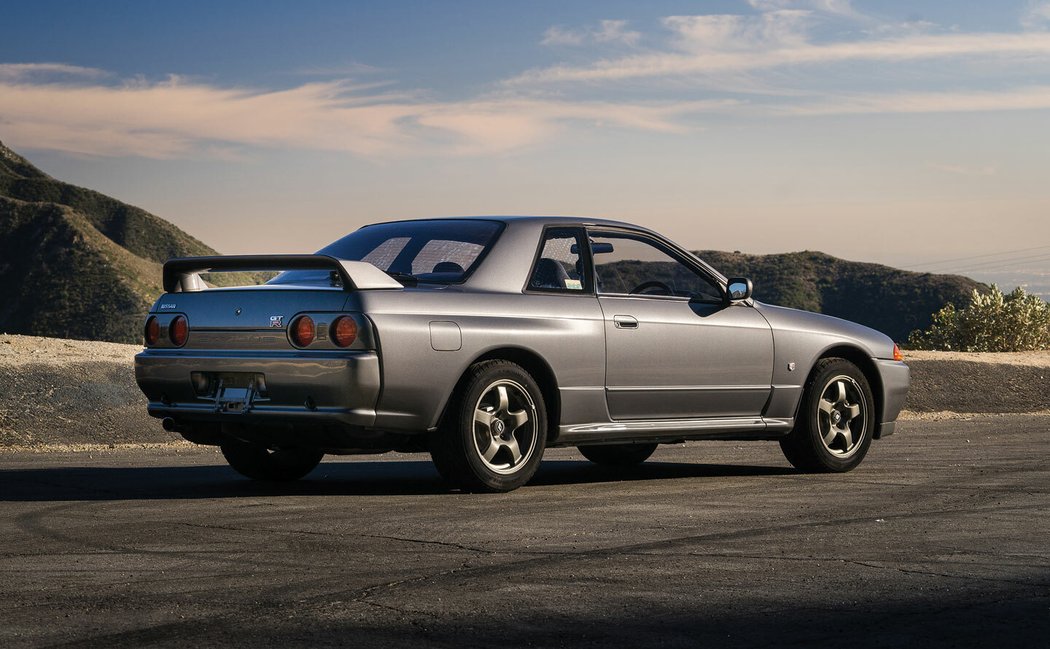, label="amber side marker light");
[291,315,316,347]
[893,343,904,362]
[145,316,160,346]
[169,315,189,347]
[331,316,358,347]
